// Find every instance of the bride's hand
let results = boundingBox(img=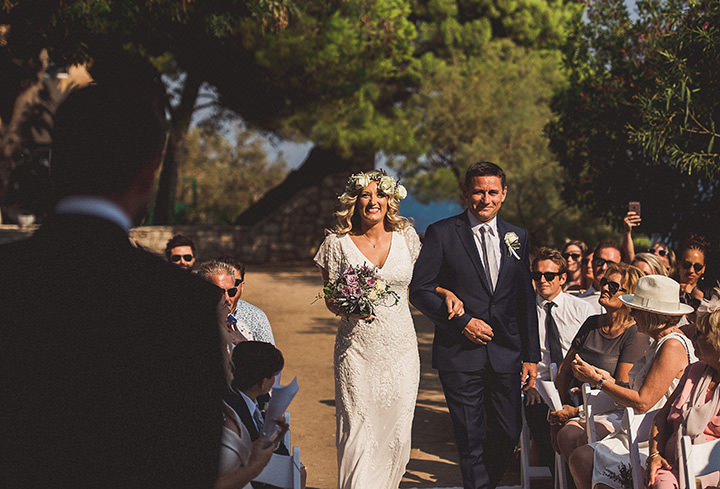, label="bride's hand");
[436,287,464,319]
[325,299,372,321]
